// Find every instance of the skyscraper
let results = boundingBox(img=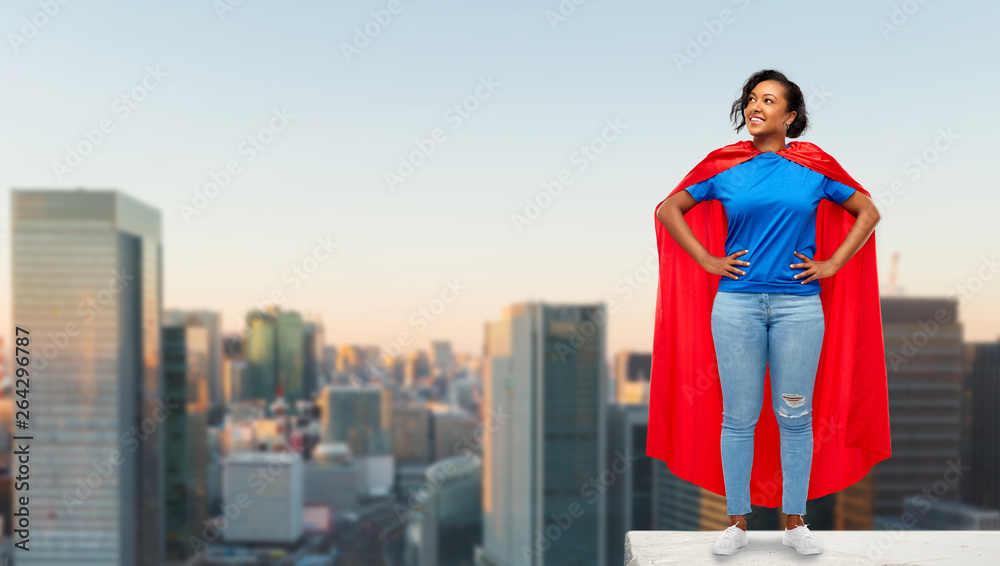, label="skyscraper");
[244,309,279,402]
[606,404,651,566]
[164,310,223,407]
[11,189,163,566]
[961,340,1000,511]
[303,320,325,399]
[244,307,305,408]
[276,310,305,404]
[480,302,607,566]
[837,297,964,529]
[162,323,209,561]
